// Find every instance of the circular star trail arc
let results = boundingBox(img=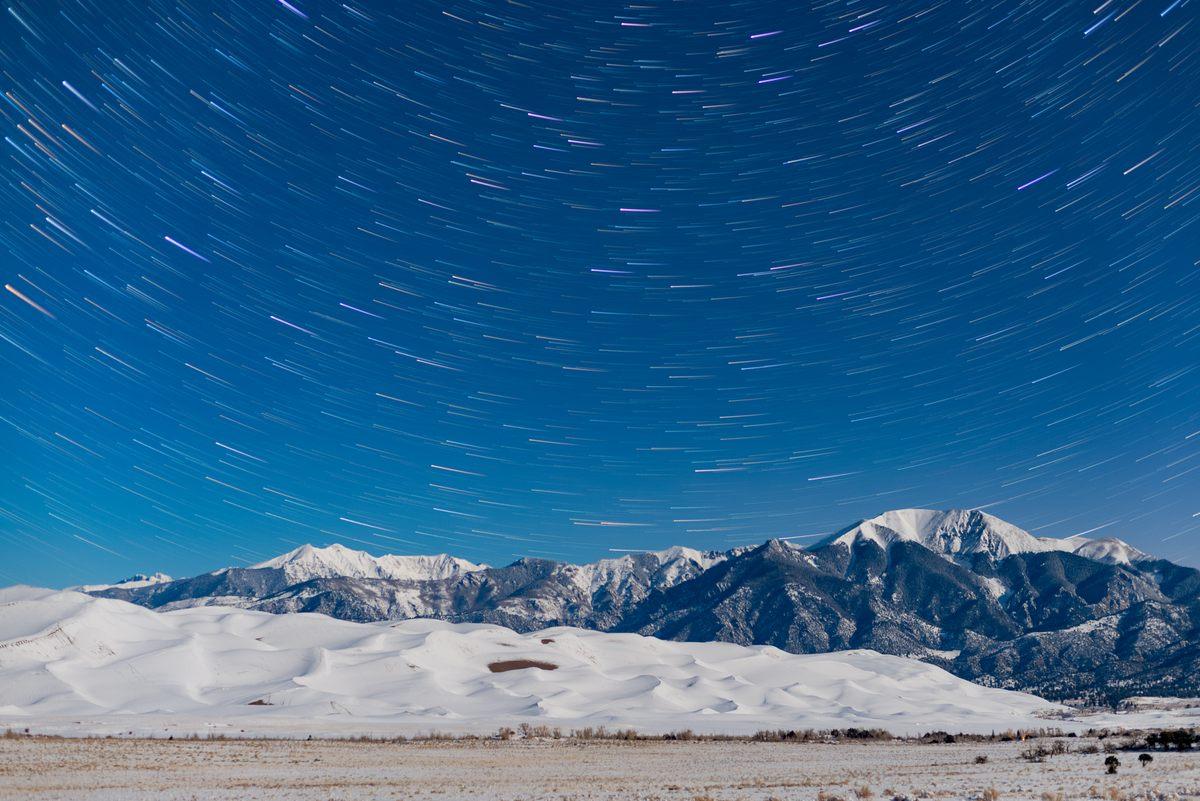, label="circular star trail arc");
[0,0,1197,585]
